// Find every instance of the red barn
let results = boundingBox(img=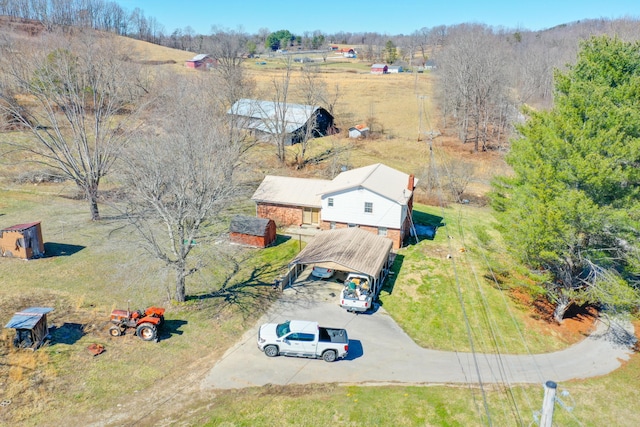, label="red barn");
[184,54,216,70]
[229,215,276,248]
[0,221,45,259]
[371,63,388,74]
